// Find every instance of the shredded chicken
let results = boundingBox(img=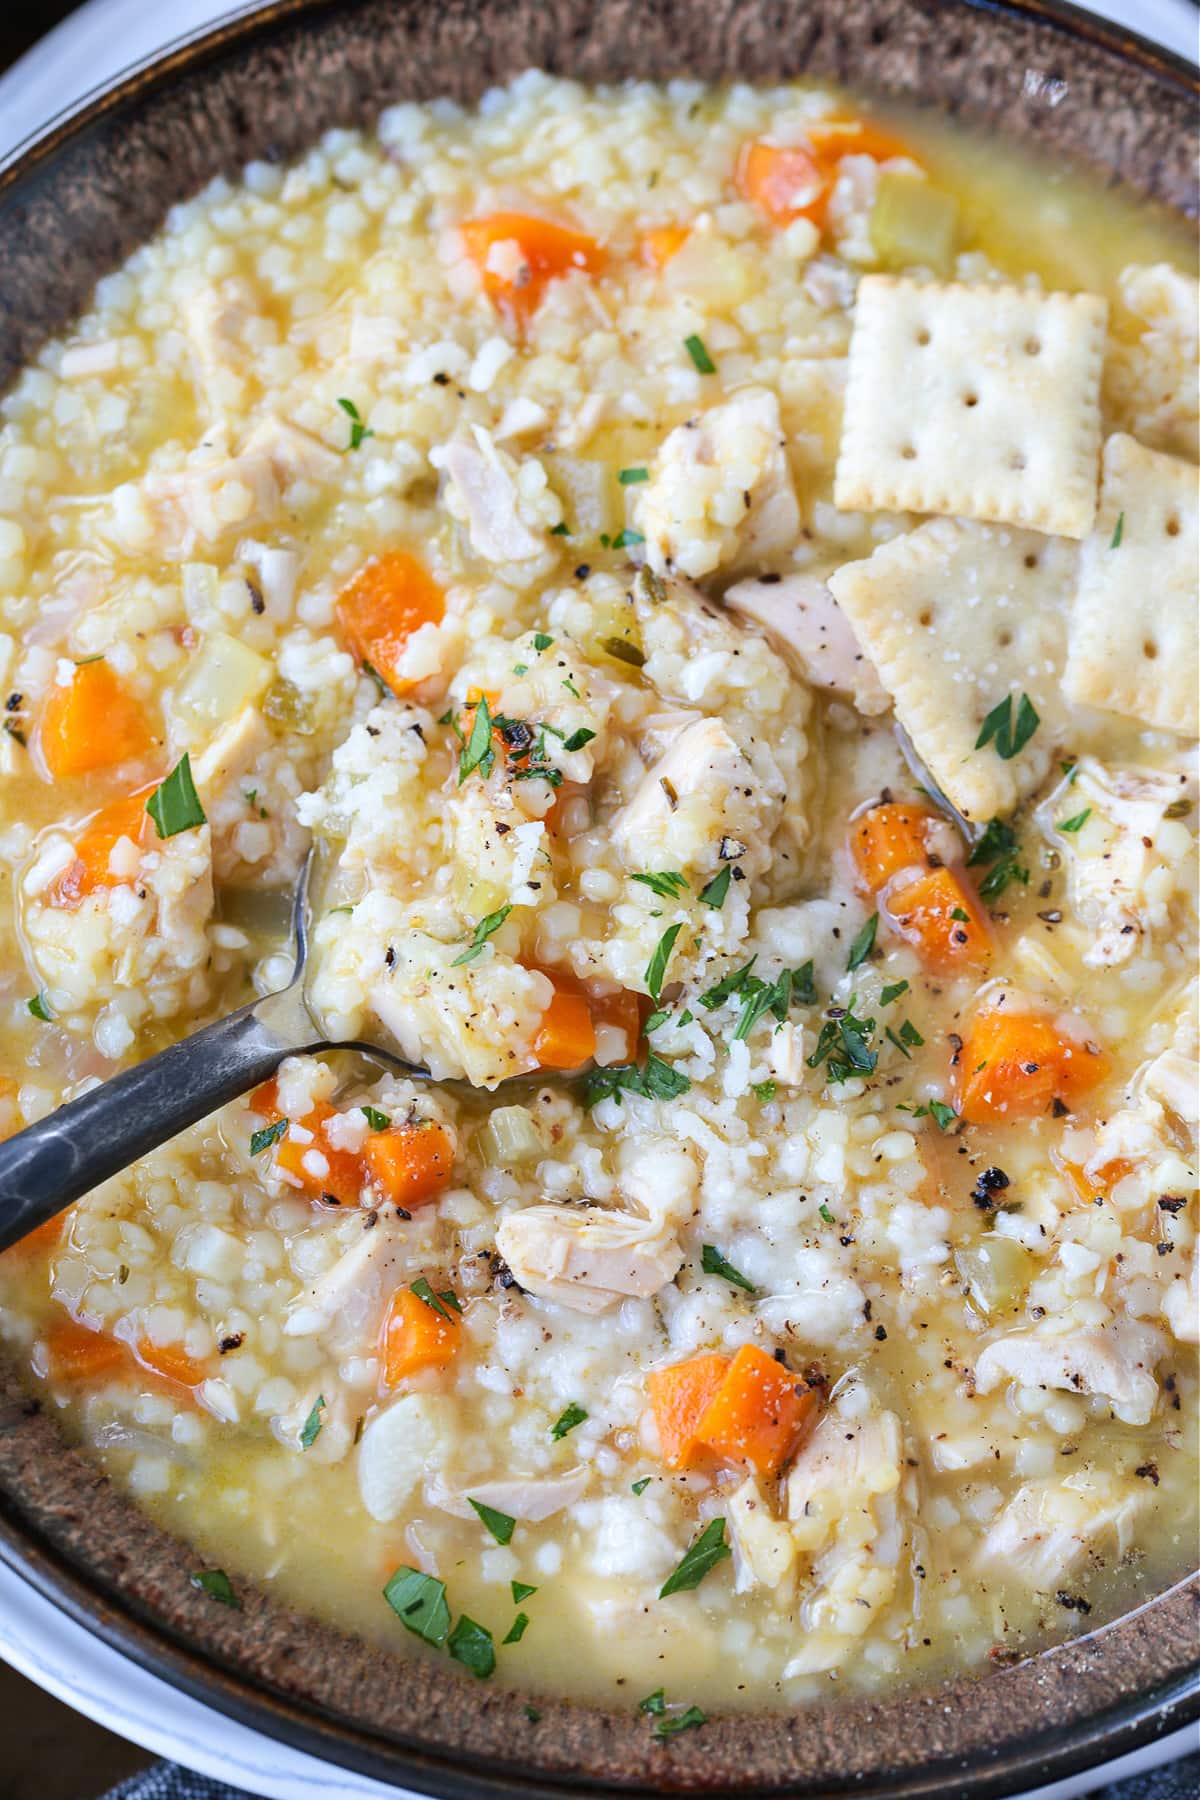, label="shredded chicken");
[611,715,766,875]
[974,1317,1165,1426]
[426,1466,590,1522]
[724,574,890,714]
[728,1475,797,1592]
[189,707,269,803]
[283,1224,405,1340]
[439,427,544,562]
[495,1203,683,1312]
[979,1468,1148,1589]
